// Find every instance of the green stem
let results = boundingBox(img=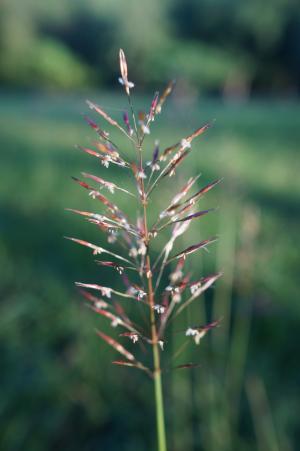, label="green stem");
[153,346,167,451]
[146,253,167,451]
[138,139,167,451]
[146,250,168,451]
